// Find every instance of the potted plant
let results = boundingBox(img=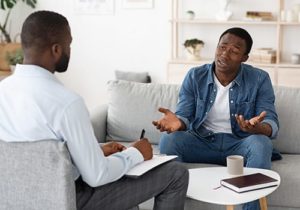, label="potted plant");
[0,0,37,71]
[6,48,23,72]
[186,10,195,20]
[184,38,204,61]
